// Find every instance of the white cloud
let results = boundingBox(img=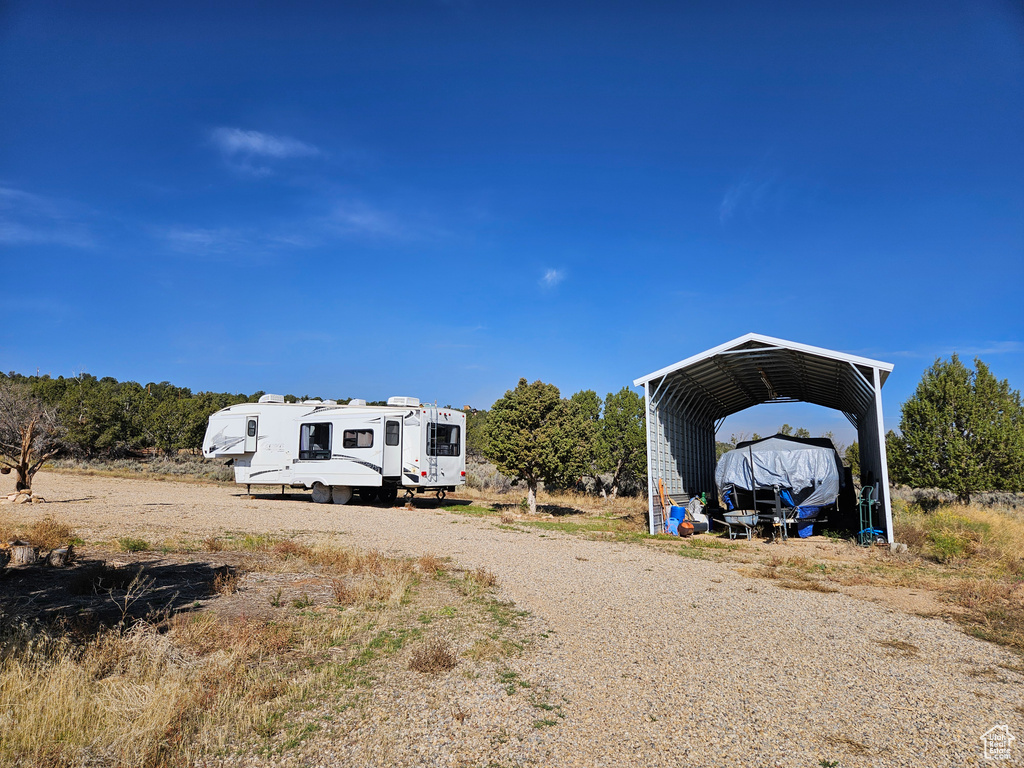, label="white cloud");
[209,127,321,177]
[325,201,411,240]
[162,226,251,255]
[0,185,95,248]
[160,224,319,257]
[541,268,565,288]
[718,176,781,224]
[210,128,320,159]
[885,341,1024,359]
